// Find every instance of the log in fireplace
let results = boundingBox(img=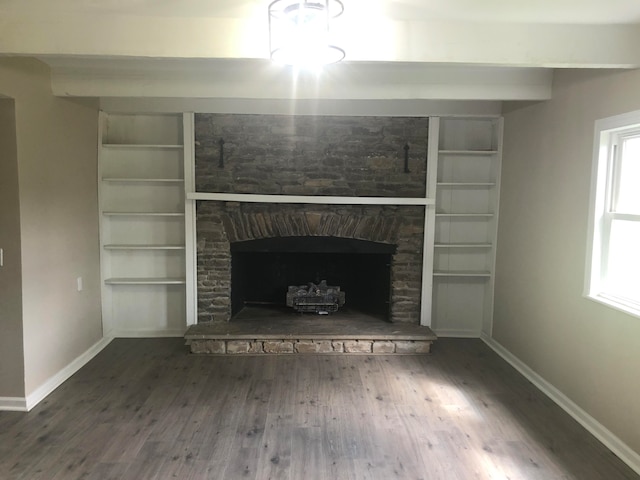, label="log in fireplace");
[286,281,346,314]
